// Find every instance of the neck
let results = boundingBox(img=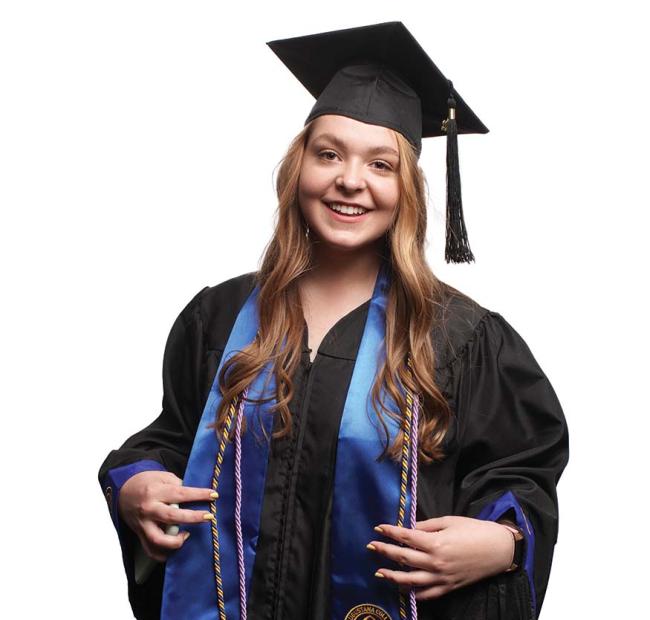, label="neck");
[305,239,385,291]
